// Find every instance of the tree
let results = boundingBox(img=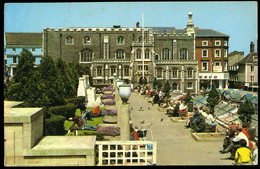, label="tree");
[206,84,220,113]
[183,91,192,104]
[157,81,162,92]
[237,98,255,124]
[163,80,171,97]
